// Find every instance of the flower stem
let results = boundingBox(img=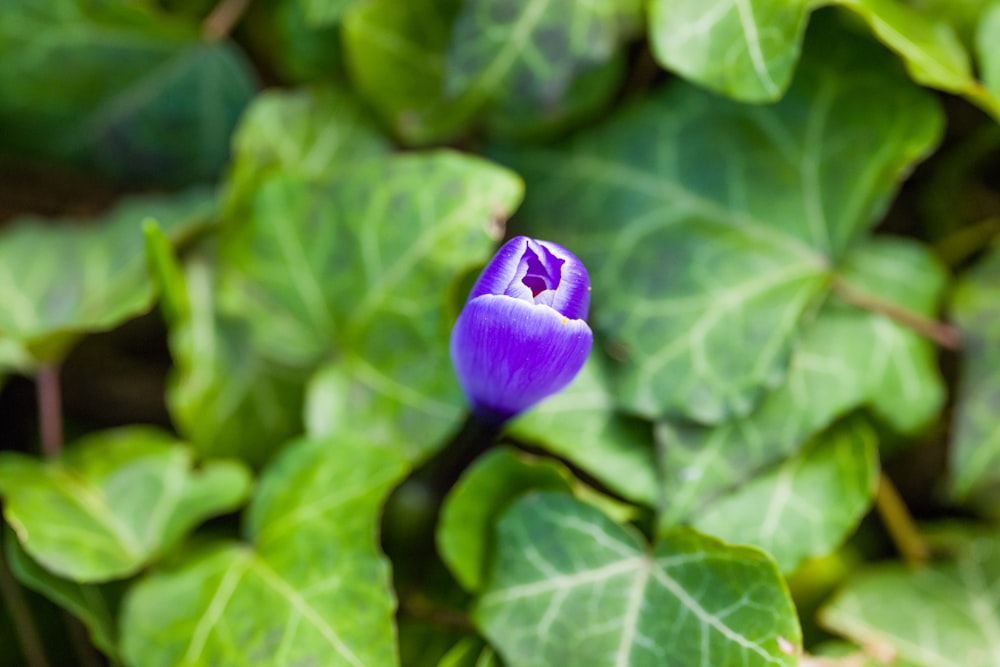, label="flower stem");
[420,413,504,499]
[202,0,251,41]
[36,363,63,458]
[875,472,930,567]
